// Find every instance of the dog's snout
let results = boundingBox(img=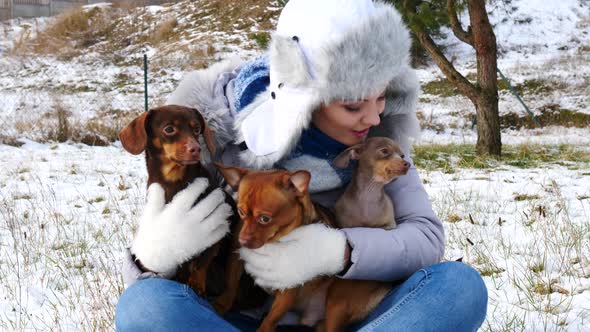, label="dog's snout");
[188,146,201,153]
[186,141,201,155]
[403,161,410,169]
[239,235,257,248]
